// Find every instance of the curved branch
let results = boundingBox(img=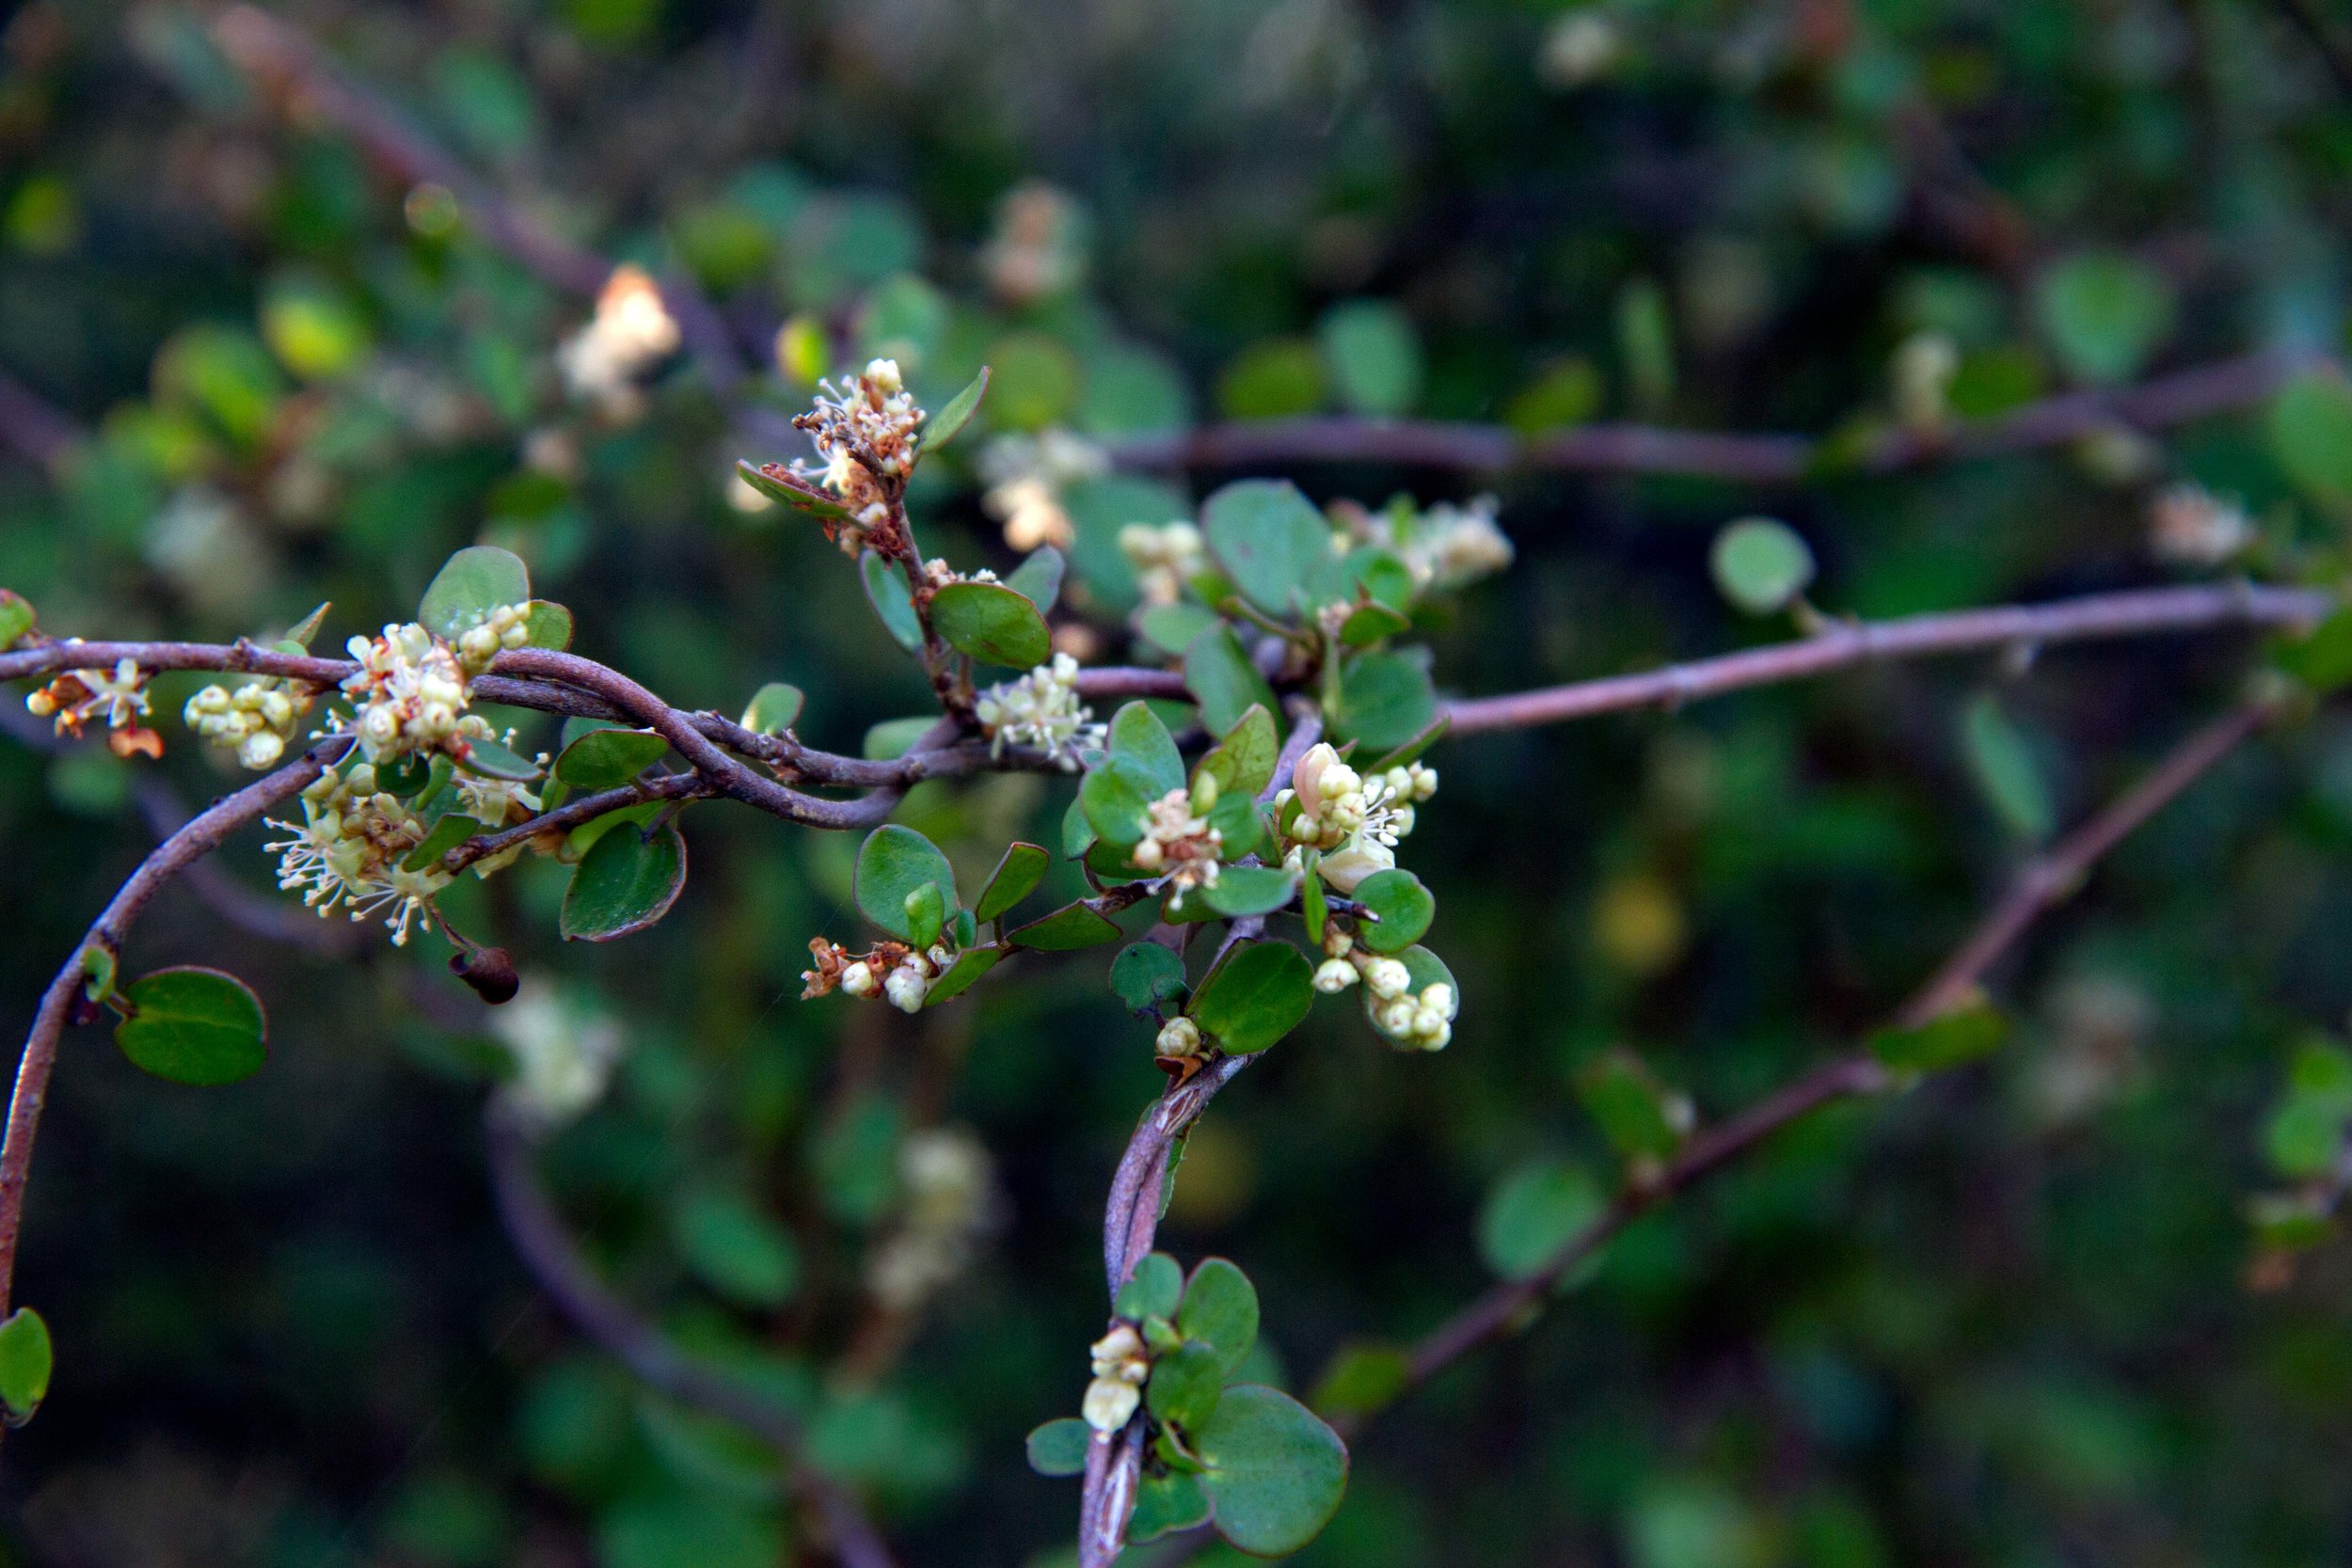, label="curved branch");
[1104,348,2324,481]
[1443,582,2329,735]
[1343,693,2280,1435]
[0,744,335,1317]
[483,1101,898,1568]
